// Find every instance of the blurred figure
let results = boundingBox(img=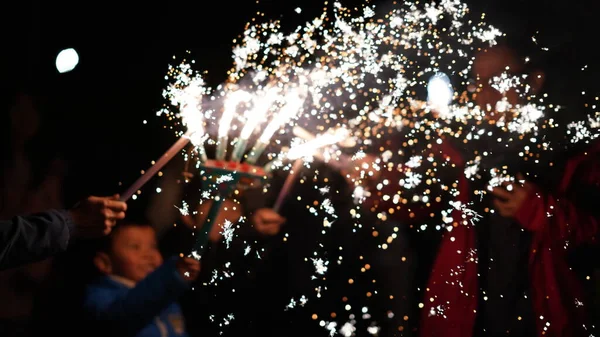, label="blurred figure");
[418,42,599,337]
[0,91,126,269]
[161,154,378,337]
[0,87,63,335]
[472,44,544,117]
[145,153,287,337]
[342,151,418,337]
[83,220,200,337]
[0,73,126,336]
[239,159,379,337]
[177,198,287,337]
